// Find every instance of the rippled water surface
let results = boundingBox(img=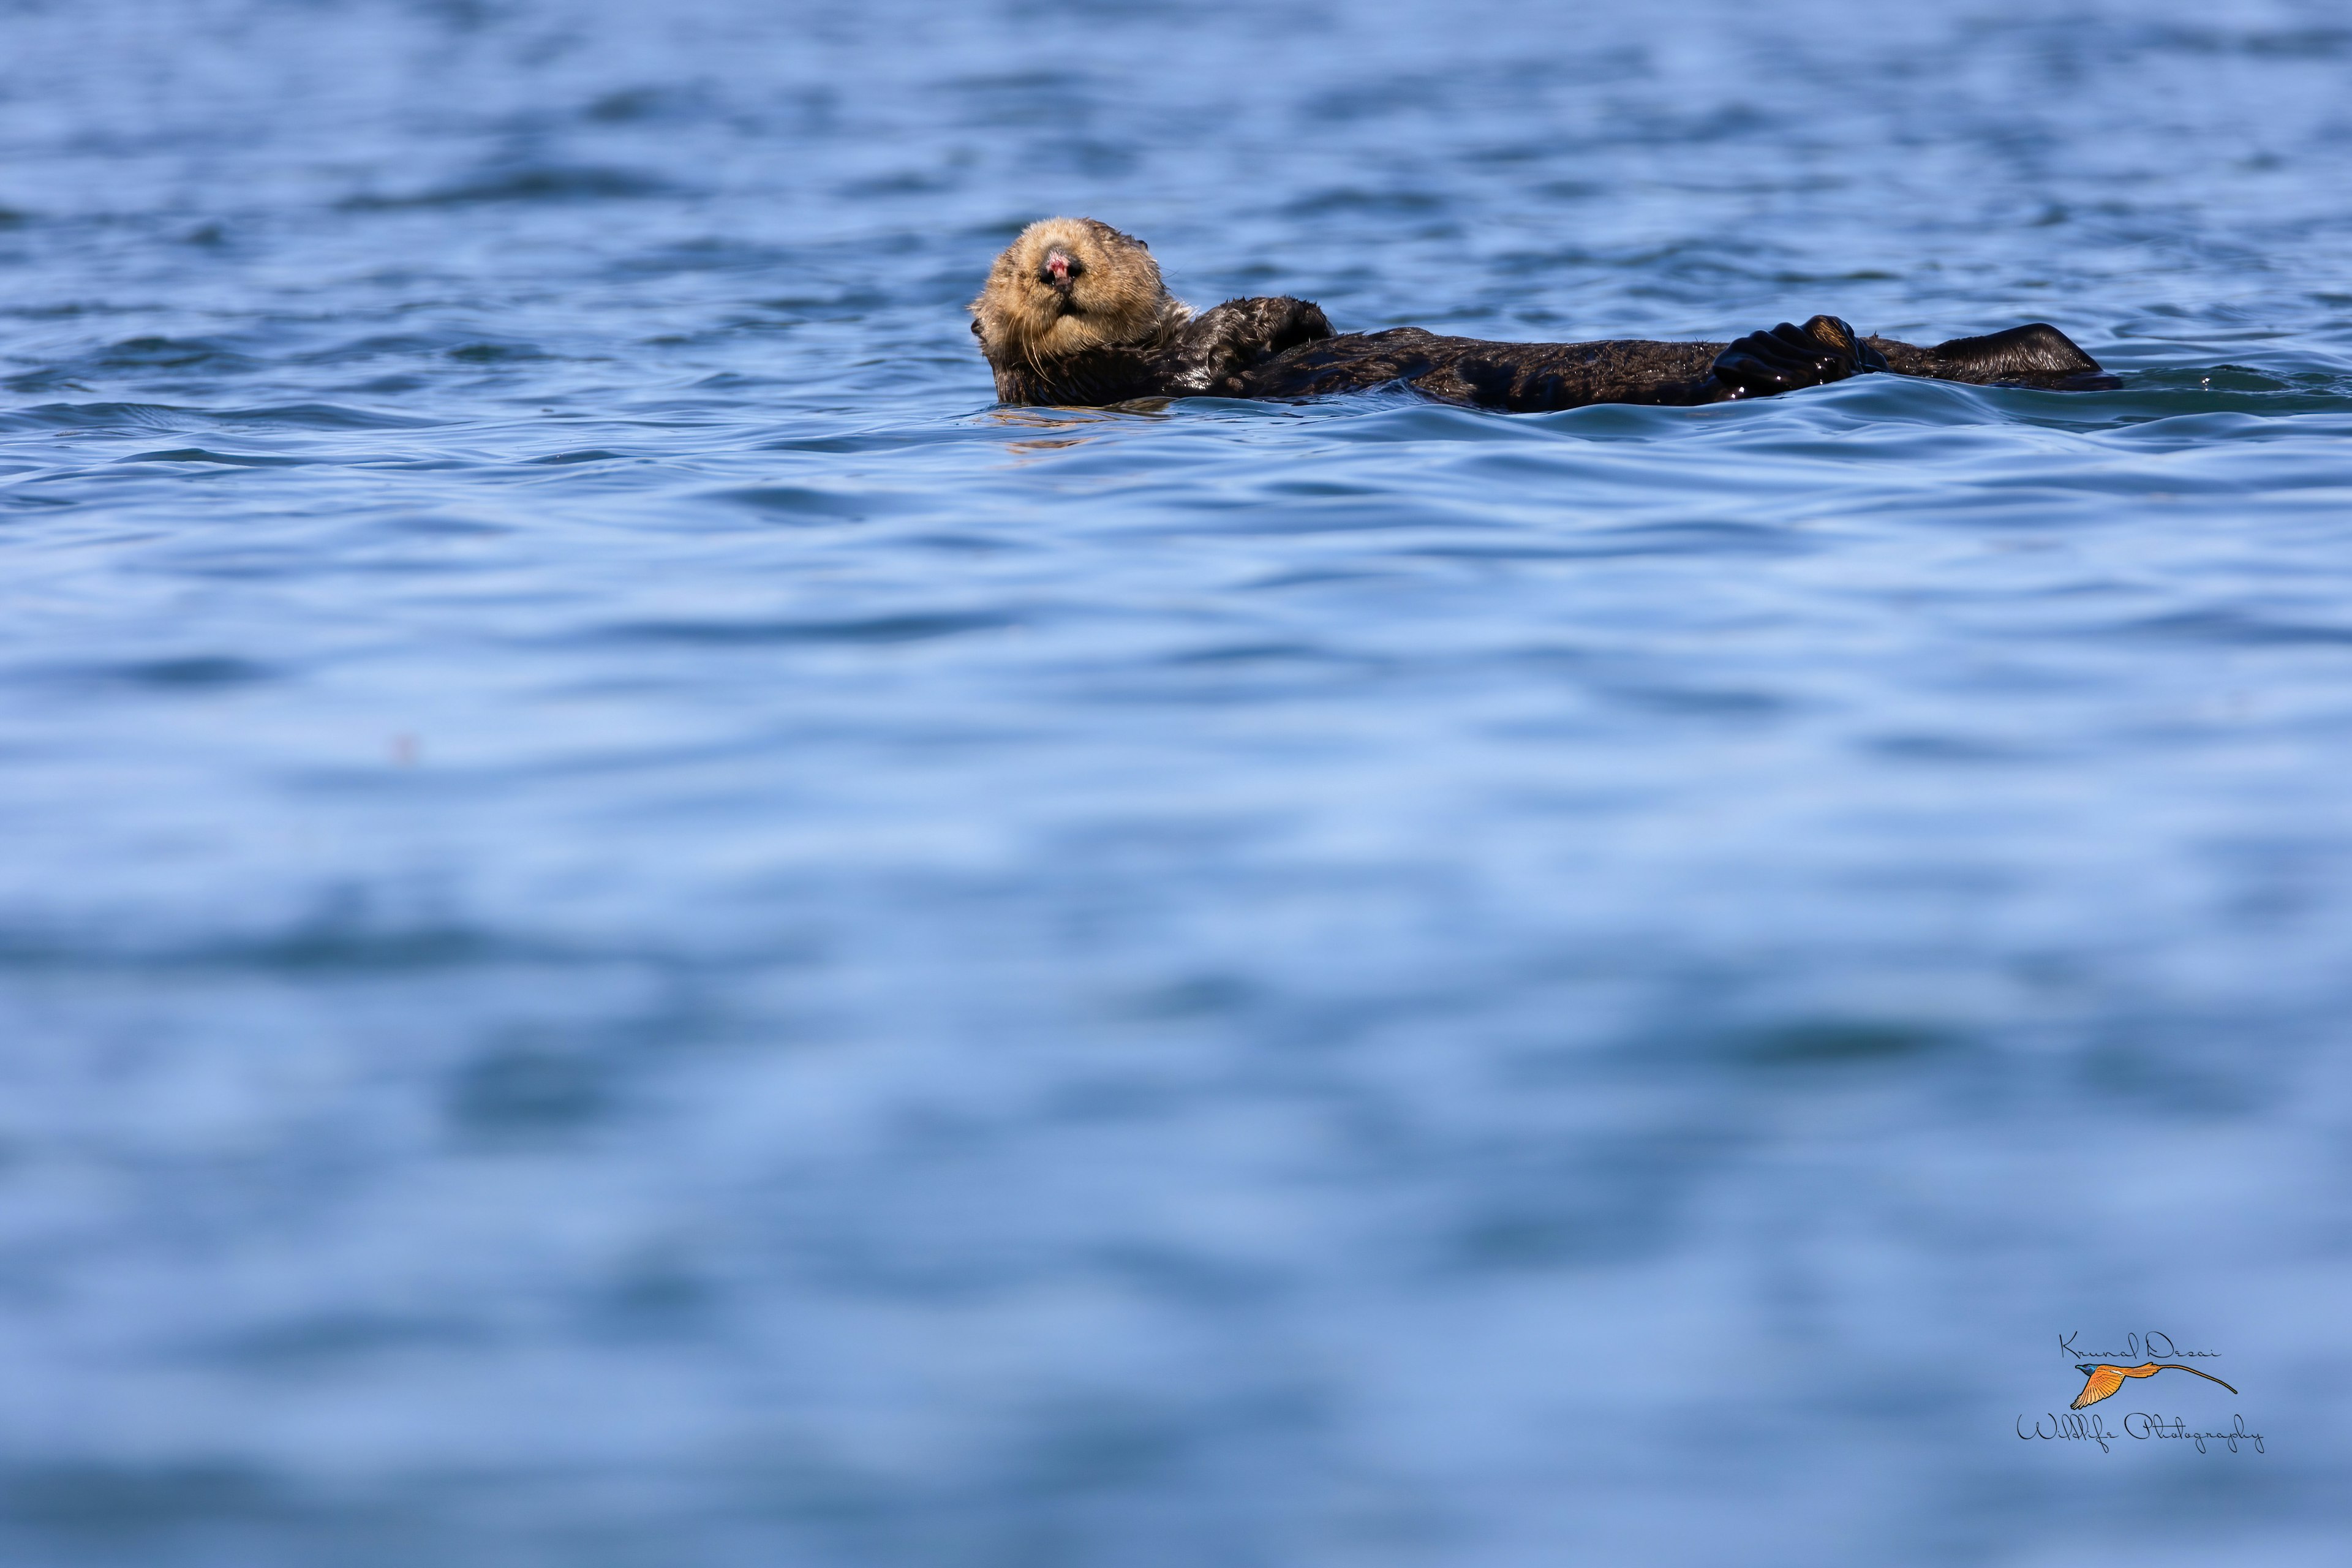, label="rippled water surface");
[6,2,2351,1562]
